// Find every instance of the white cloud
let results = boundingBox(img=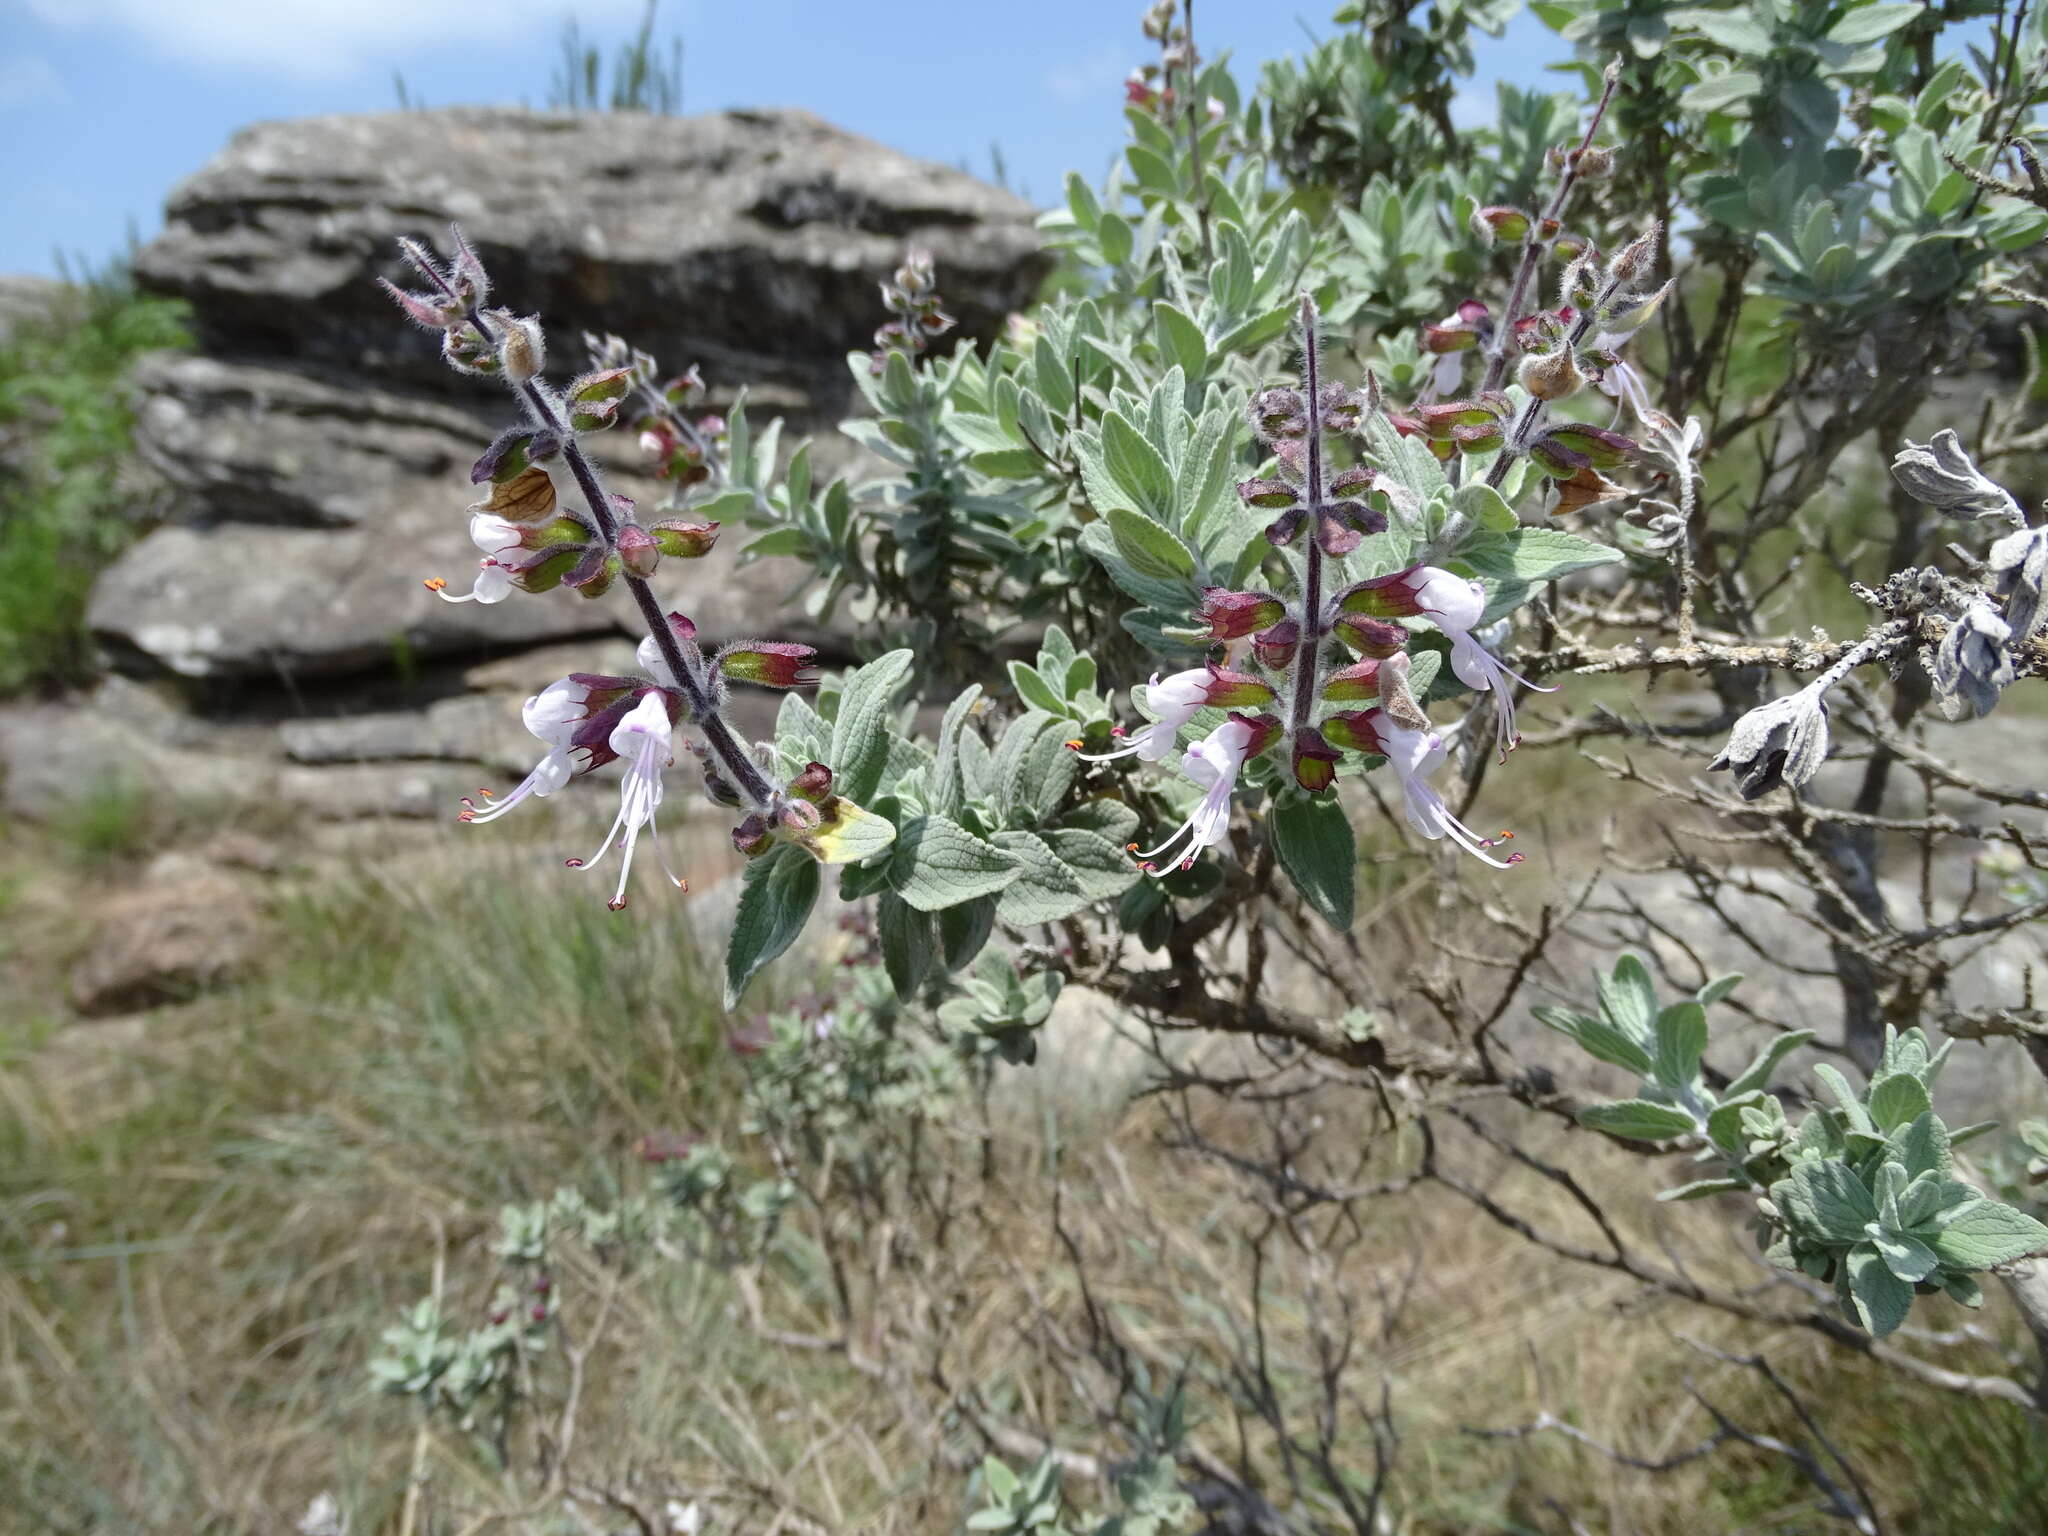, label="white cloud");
[0,52,69,109]
[22,0,645,80]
